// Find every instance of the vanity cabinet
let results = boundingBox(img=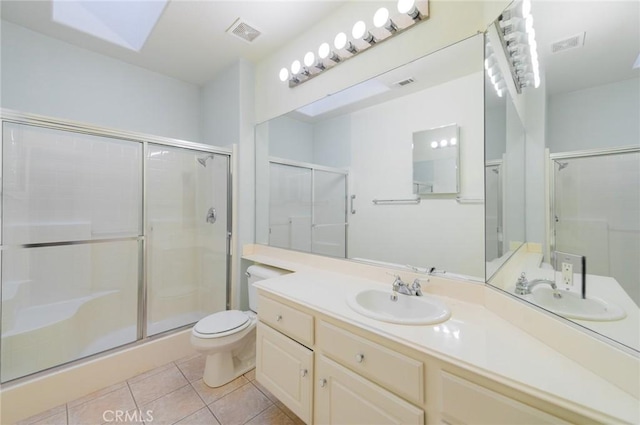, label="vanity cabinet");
[315,355,424,425]
[256,296,314,424]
